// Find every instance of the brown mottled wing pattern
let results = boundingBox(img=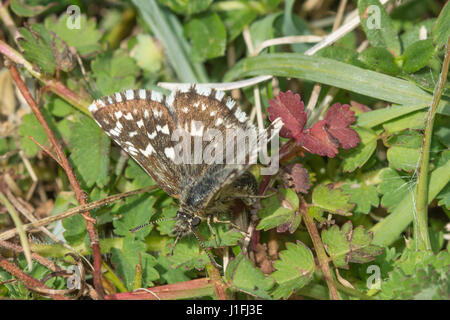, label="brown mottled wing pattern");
[88,89,180,198]
[170,86,282,213]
